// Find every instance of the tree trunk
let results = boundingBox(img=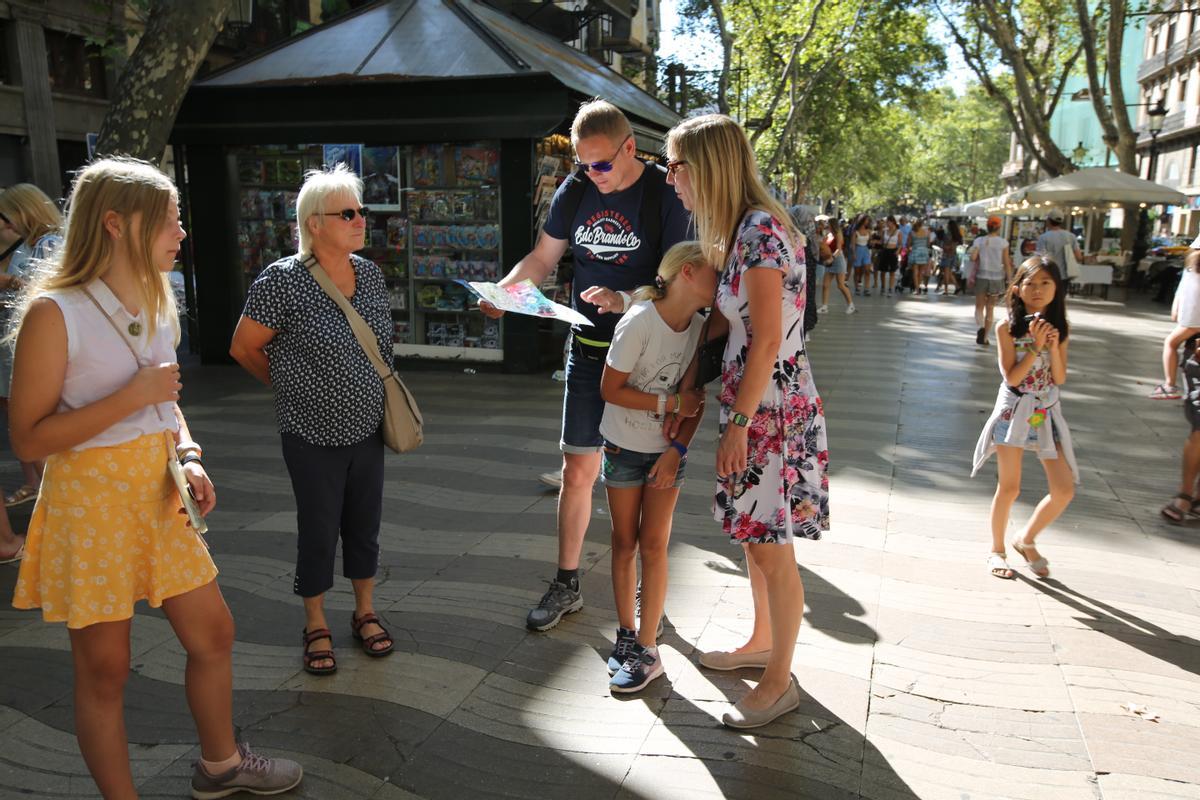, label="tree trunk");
[95,0,236,161]
[710,0,733,116]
